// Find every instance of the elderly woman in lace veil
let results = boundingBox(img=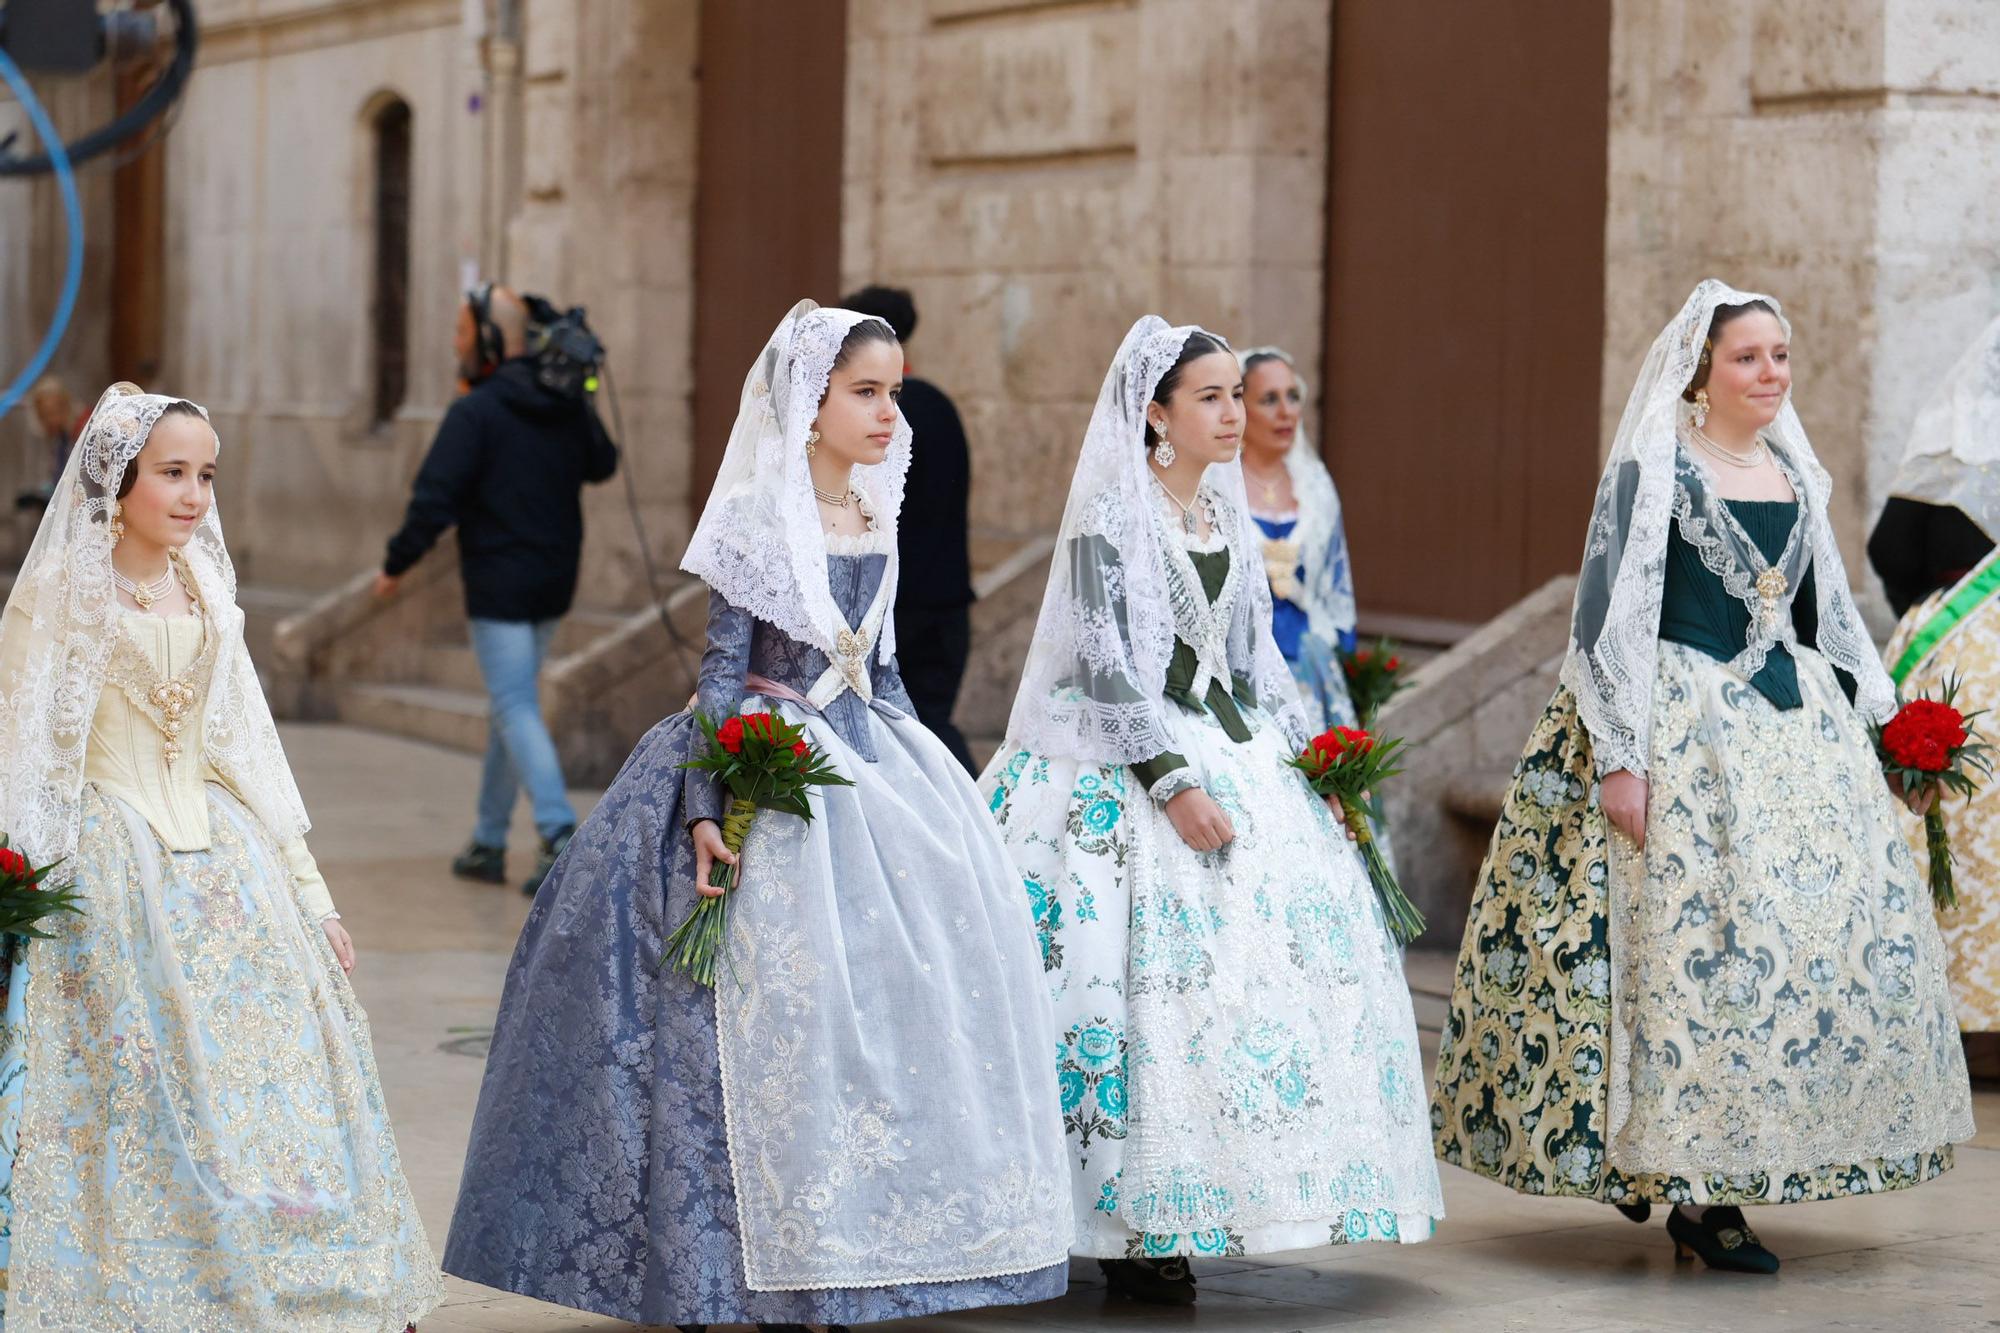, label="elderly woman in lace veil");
[1869,310,2000,1065]
[1430,280,1974,1274]
[980,317,1442,1305]
[0,385,438,1329]
[444,301,1073,1329]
